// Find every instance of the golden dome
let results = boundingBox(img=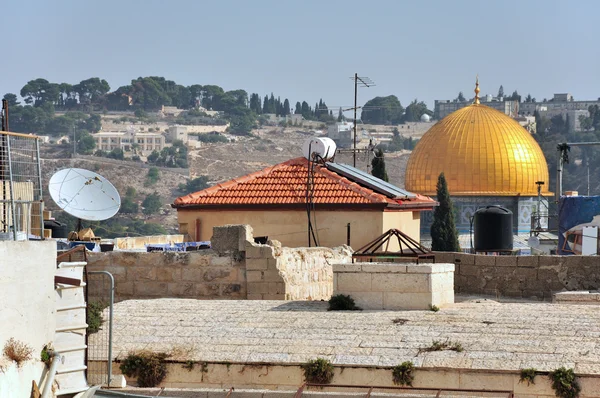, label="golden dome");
[405,102,550,196]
